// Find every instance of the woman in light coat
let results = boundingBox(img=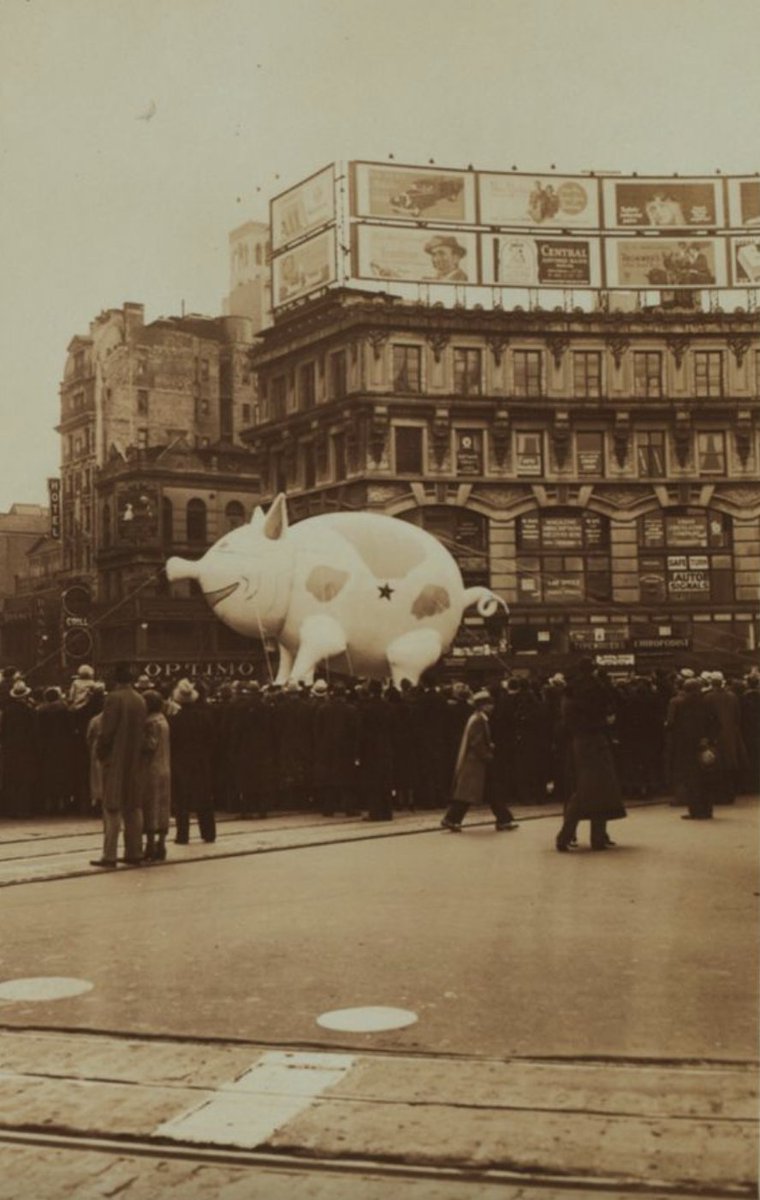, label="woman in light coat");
[140,690,172,860]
